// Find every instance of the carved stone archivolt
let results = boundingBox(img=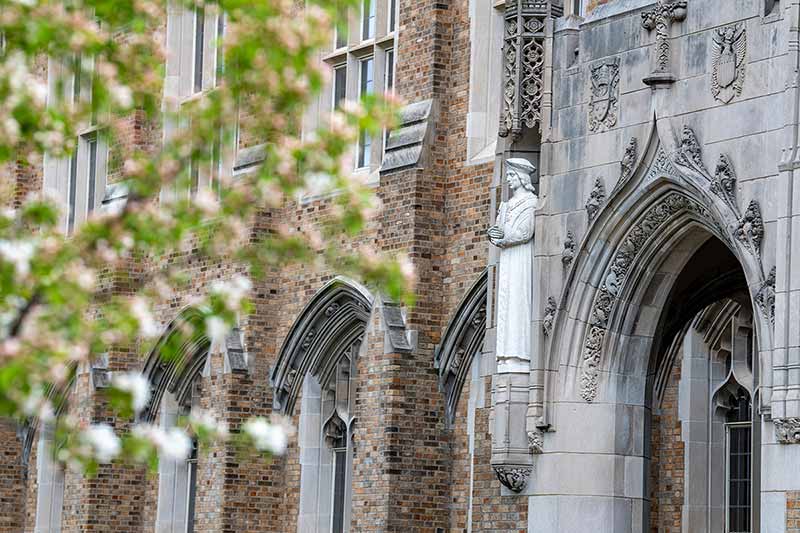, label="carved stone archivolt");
[493,464,532,493]
[712,23,746,104]
[775,418,800,444]
[581,193,713,402]
[499,1,562,139]
[542,297,557,336]
[735,200,764,257]
[585,178,606,222]
[711,154,738,212]
[641,0,687,85]
[588,57,620,133]
[562,230,576,269]
[756,265,776,324]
